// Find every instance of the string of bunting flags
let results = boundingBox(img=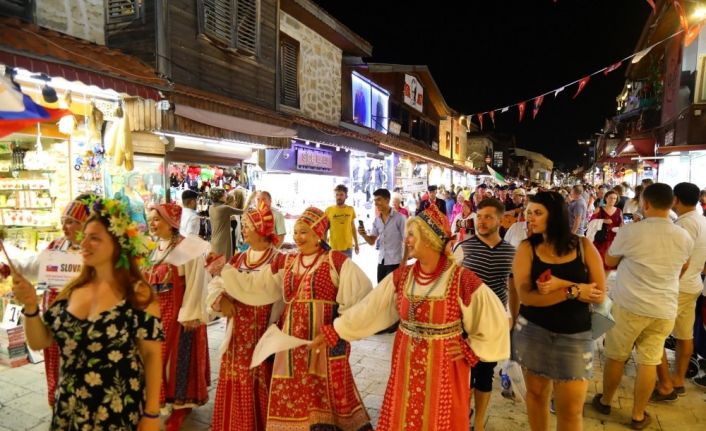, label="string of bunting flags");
[470,0,703,130]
